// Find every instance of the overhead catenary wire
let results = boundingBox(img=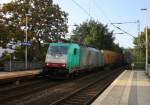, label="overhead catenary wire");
[93,0,136,38]
[71,0,93,19]
[111,24,136,38]
[71,0,136,39]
